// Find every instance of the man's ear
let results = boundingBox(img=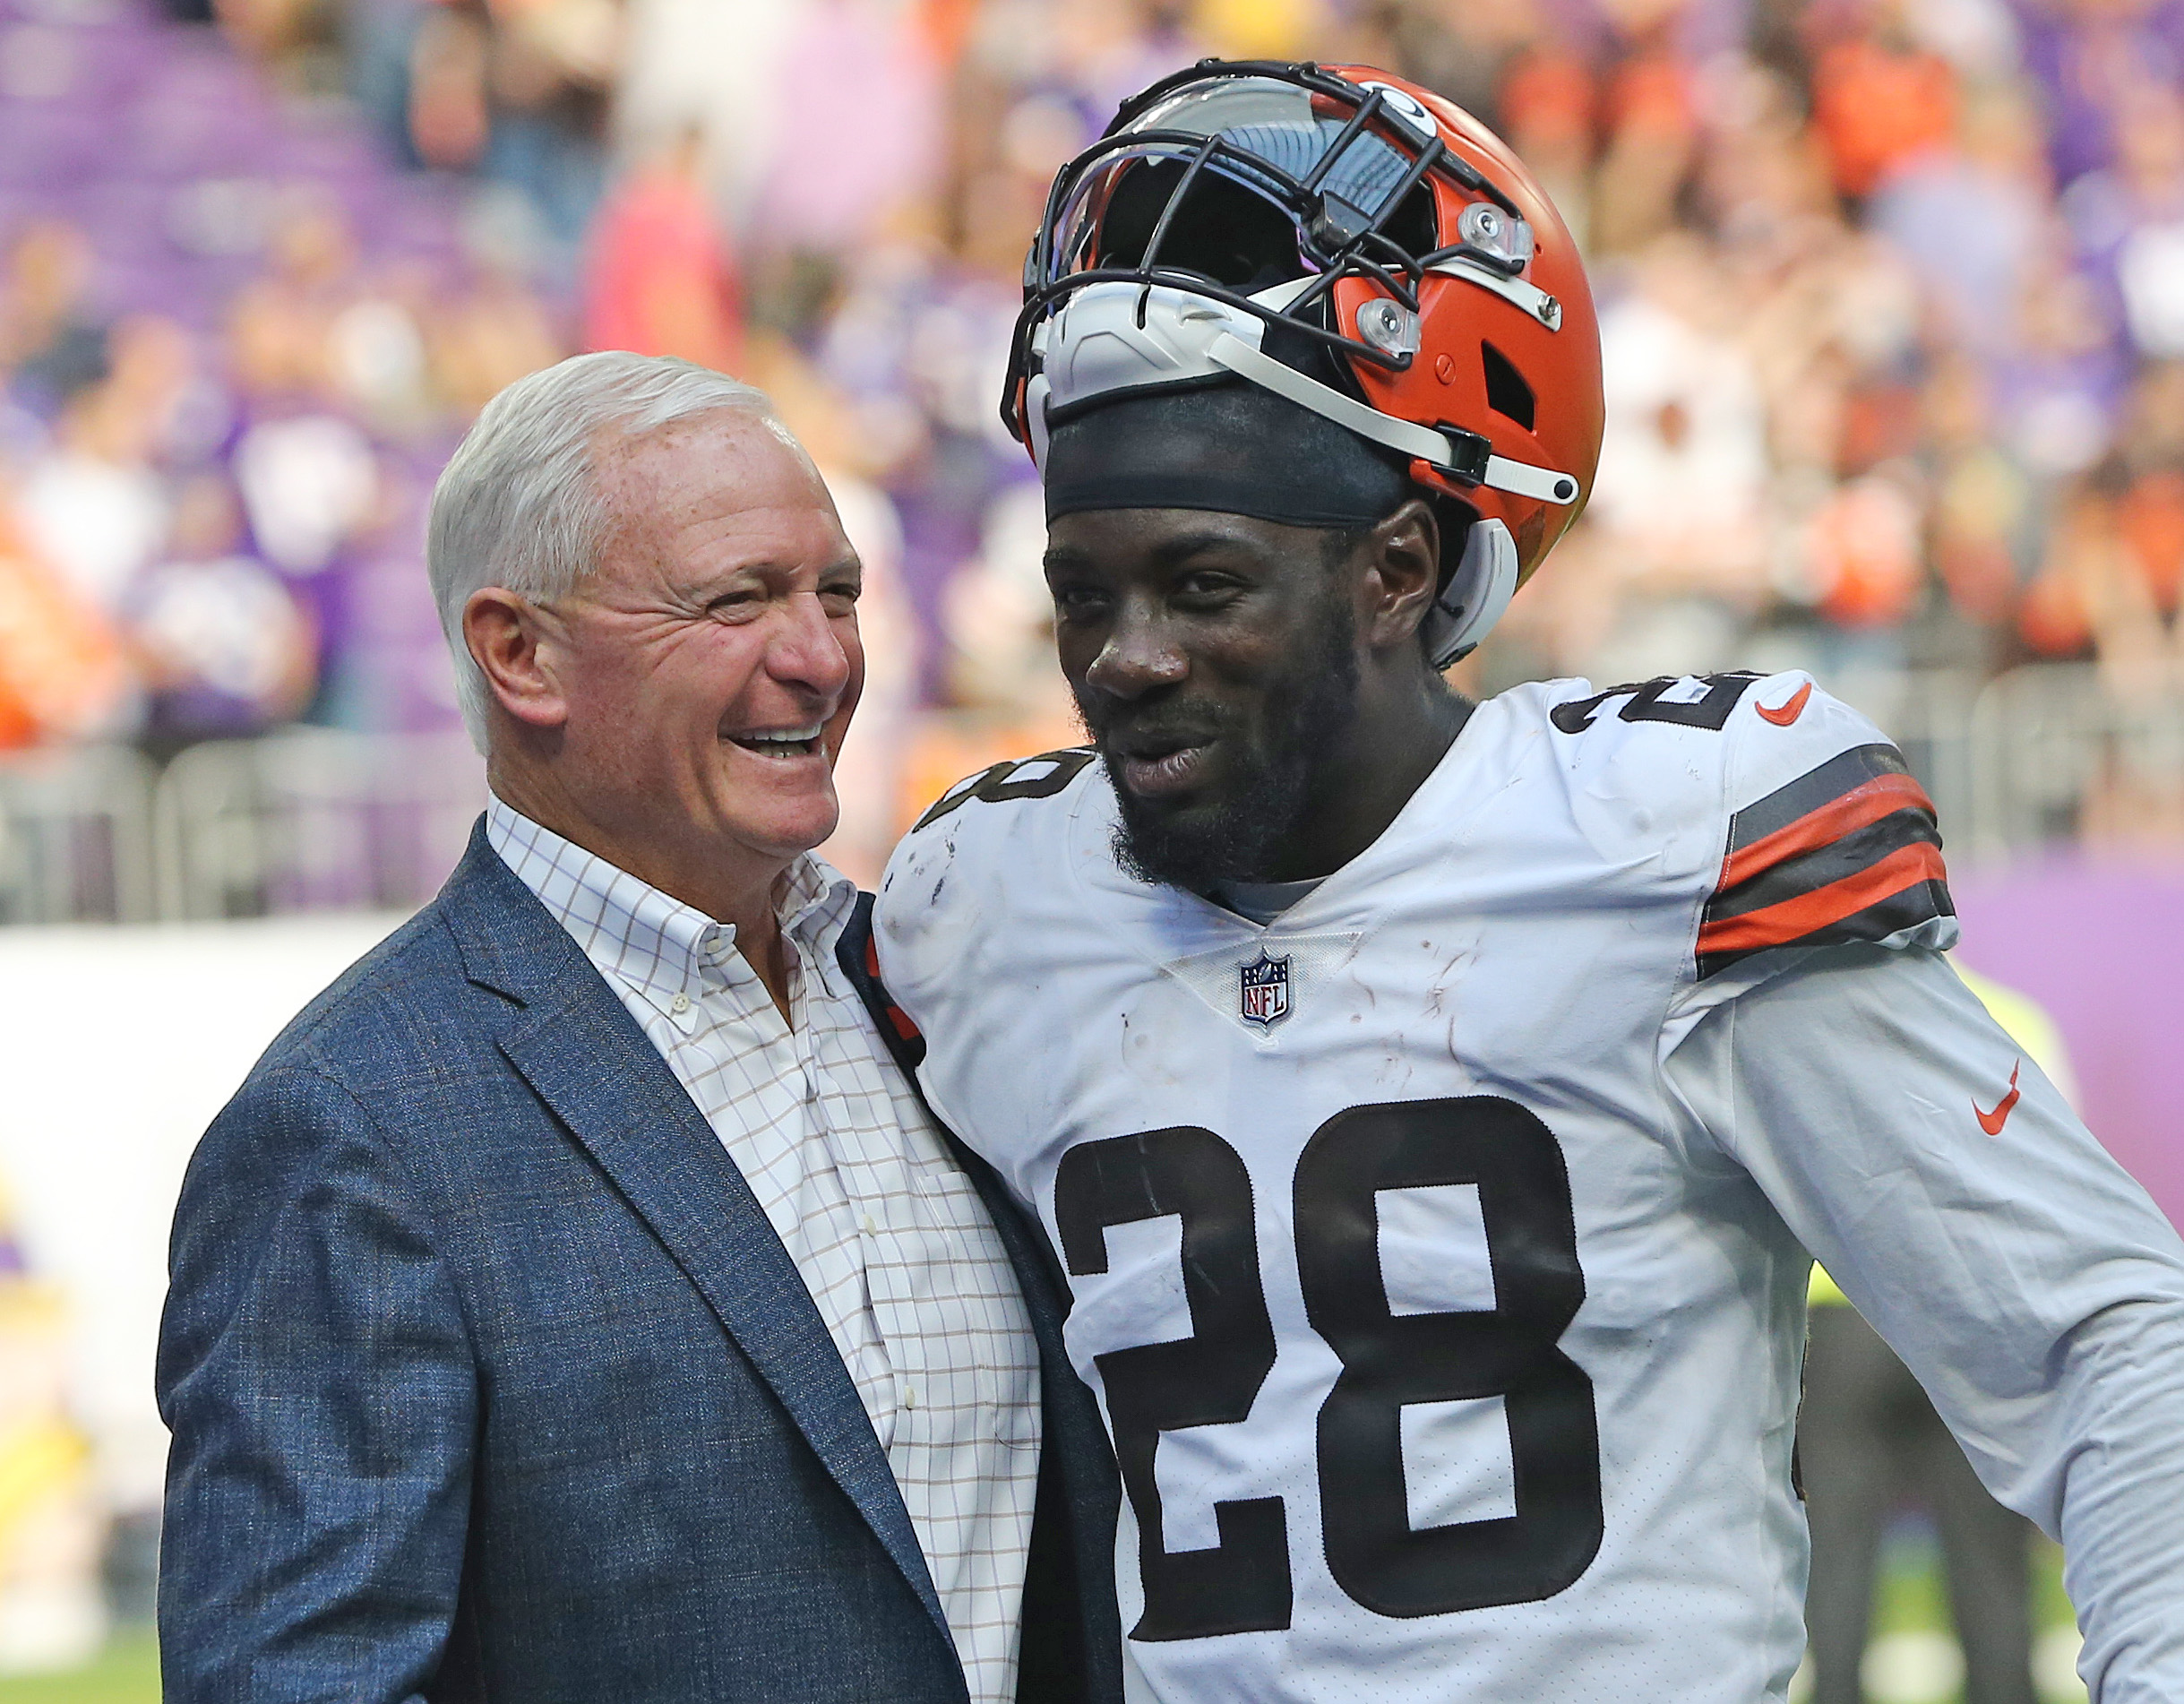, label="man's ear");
[463,587,568,731]
[1358,498,1441,650]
